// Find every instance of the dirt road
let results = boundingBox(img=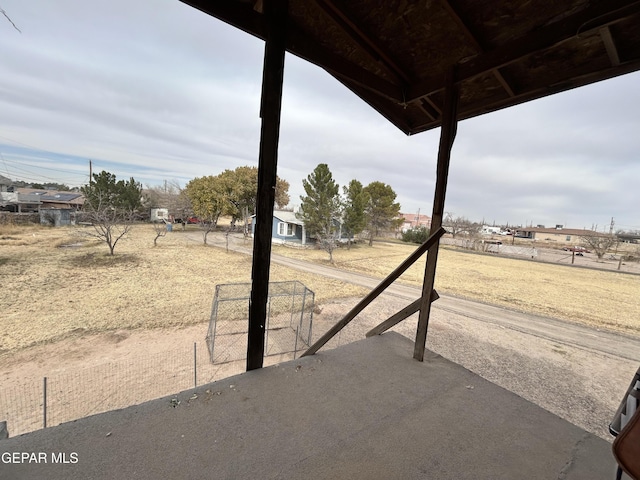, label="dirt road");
[199,231,640,361]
